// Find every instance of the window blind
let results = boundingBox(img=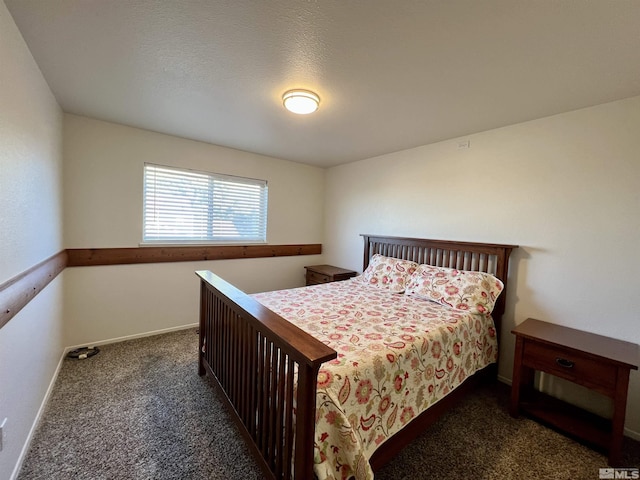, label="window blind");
[143,163,268,243]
